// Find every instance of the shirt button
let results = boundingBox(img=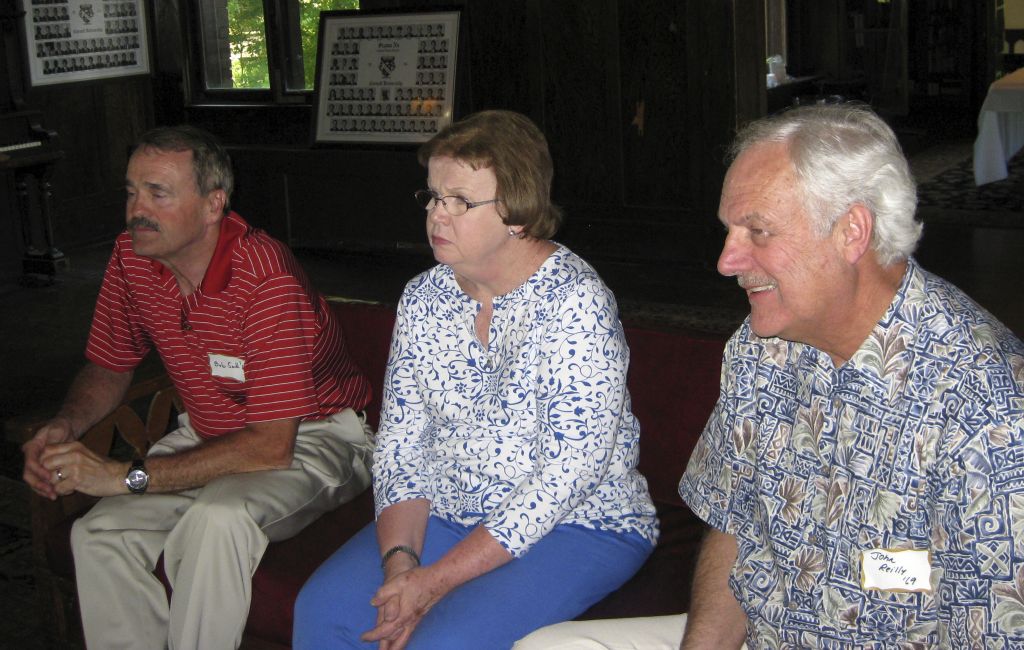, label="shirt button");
[808,534,818,544]
[787,601,798,610]
[831,397,842,410]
